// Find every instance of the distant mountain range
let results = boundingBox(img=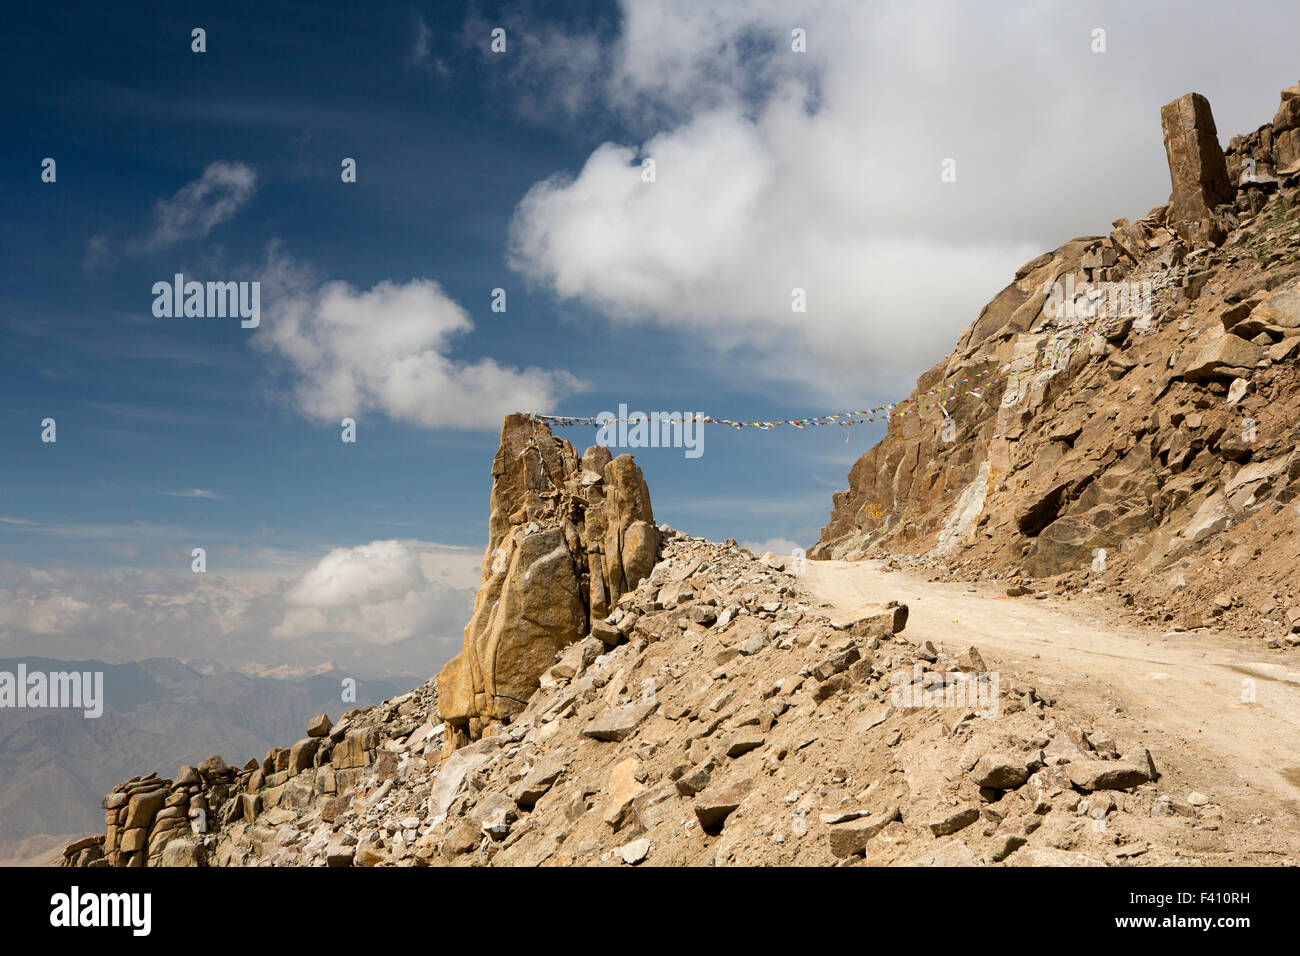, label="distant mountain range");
[0,656,417,864]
